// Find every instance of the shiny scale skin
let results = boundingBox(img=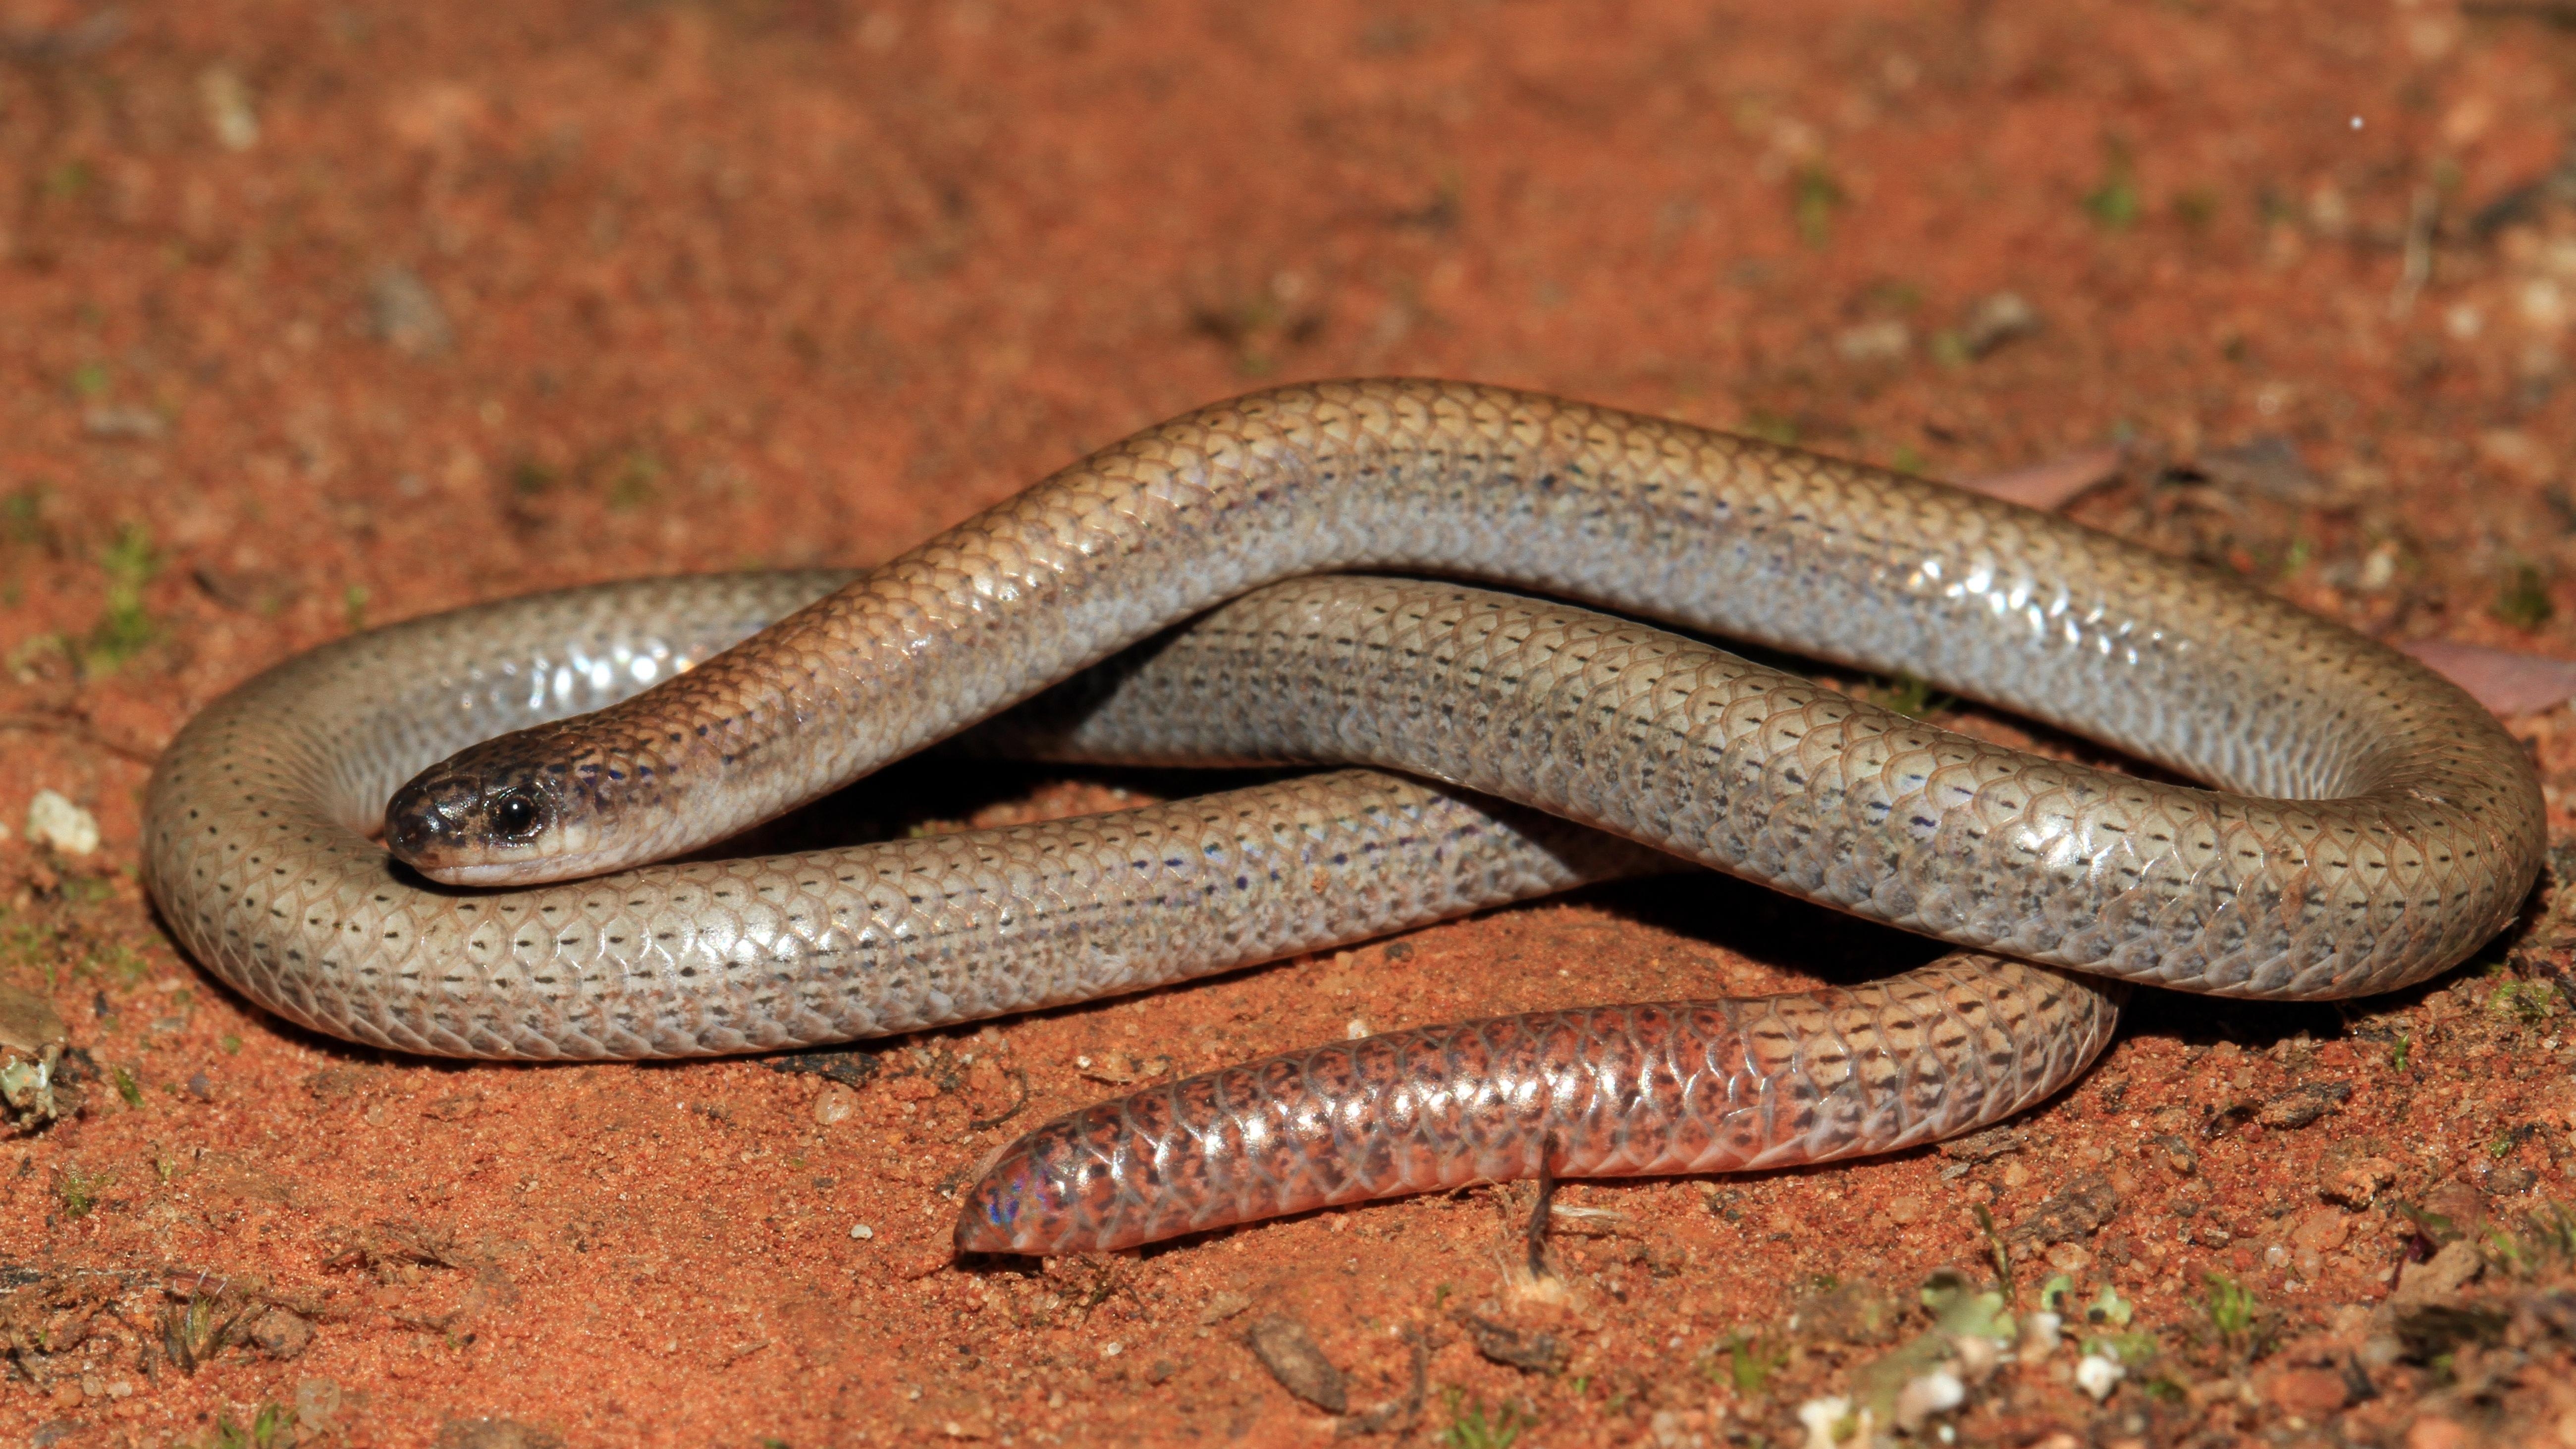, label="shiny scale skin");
[143,380,2544,1256]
